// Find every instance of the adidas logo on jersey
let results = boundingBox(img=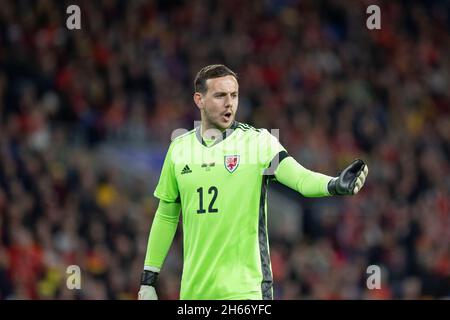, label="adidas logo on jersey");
[181,165,192,174]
